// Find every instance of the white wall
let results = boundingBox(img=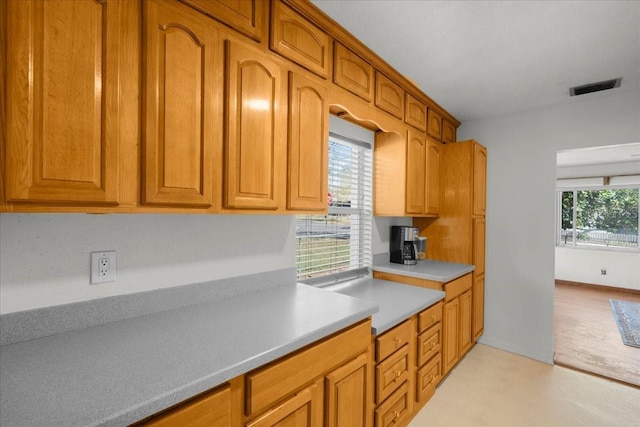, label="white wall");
[458,89,640,363]
[0,214,296,314]
[556,248,640,290]
[0,114,409,315]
